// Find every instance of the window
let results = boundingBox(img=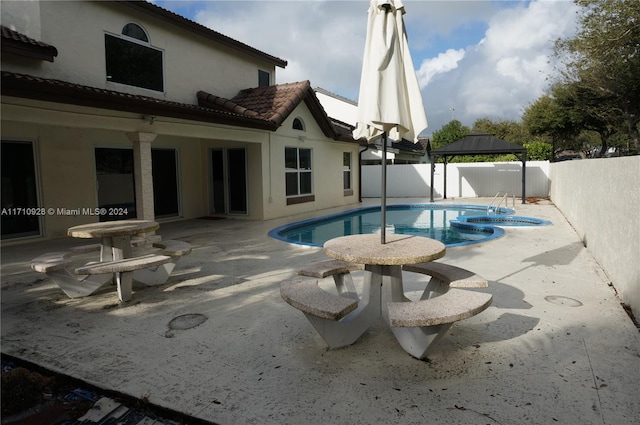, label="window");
[152,148,180,218]
[285,147,313,202]
[258,70,270,87]
[95,148,136,221]
[292,117,305,131]
[122,23,148,42]
[343,152,352,193]
[105,23,163,91]
[1,140,41,239]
